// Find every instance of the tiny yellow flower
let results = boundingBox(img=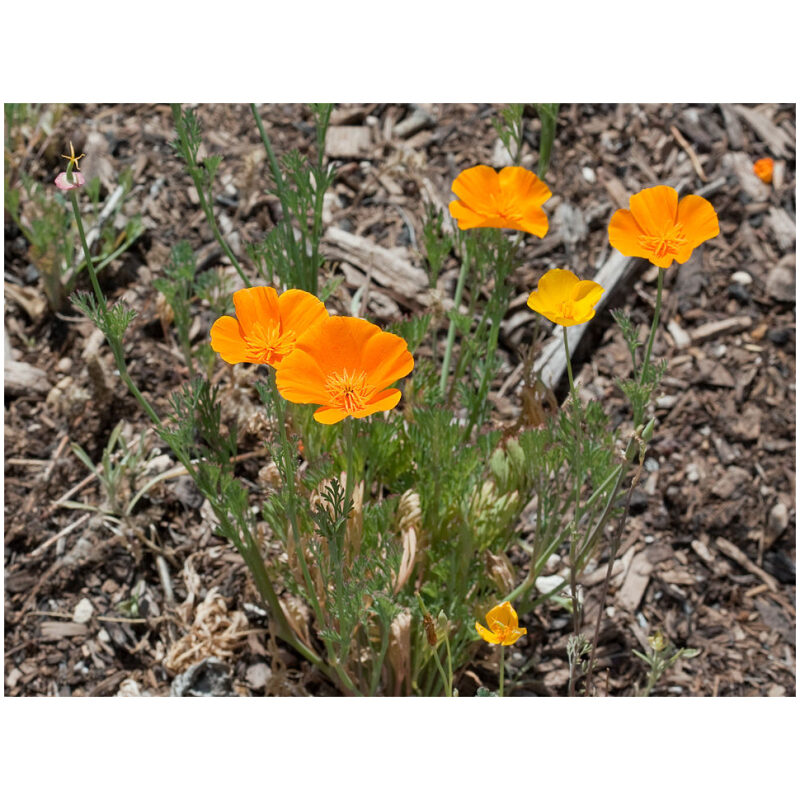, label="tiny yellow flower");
[475,601,526,646]
[648,631,666,652]
[526,268,604,327]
